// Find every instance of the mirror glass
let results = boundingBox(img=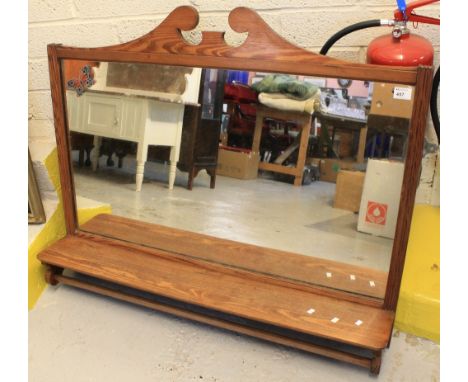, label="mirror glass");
[62,59,414,300]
